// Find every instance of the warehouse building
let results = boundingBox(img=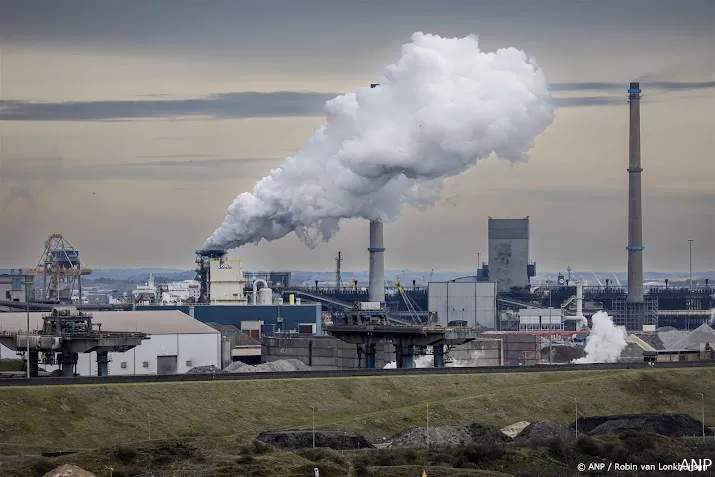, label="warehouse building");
[0,310,220,375]
[428,279,497,329]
